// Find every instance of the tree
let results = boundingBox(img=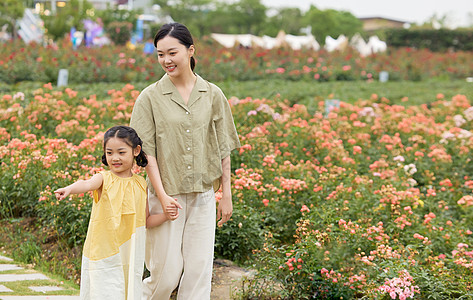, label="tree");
[42,0,94,40]
[0,0,25,39]
[153,0,215,37]
[263,7,303,36]
[229,0,266,35]
[303,5,362,44]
